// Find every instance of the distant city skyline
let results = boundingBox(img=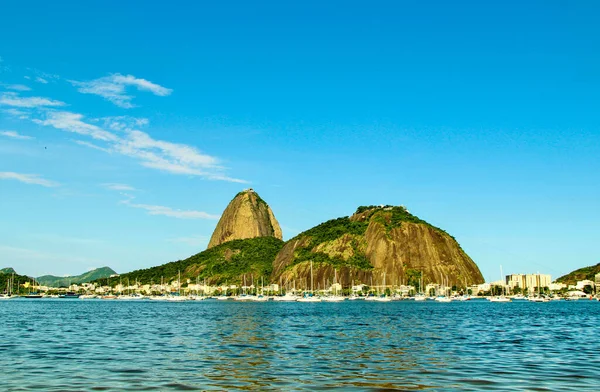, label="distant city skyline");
[1,1,599,281]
